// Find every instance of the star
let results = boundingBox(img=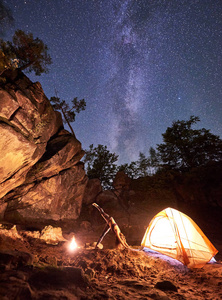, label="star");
[4,0,222,164]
